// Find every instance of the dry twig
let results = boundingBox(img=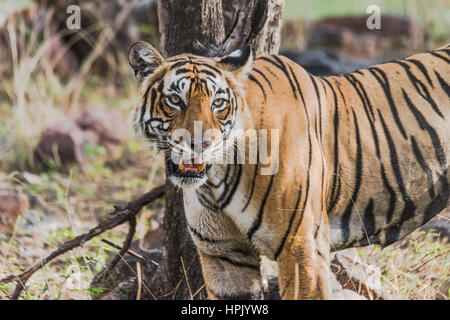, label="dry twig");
[0,185,165,300]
